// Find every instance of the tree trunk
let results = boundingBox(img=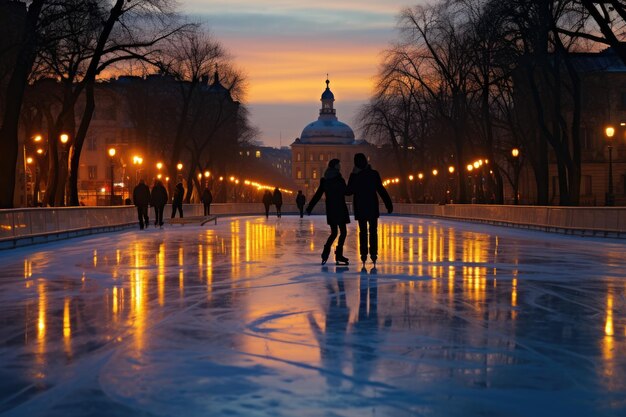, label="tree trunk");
[0,1,45,208]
